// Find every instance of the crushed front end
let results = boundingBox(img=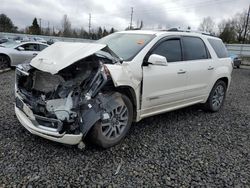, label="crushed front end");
[15,53,119,145]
